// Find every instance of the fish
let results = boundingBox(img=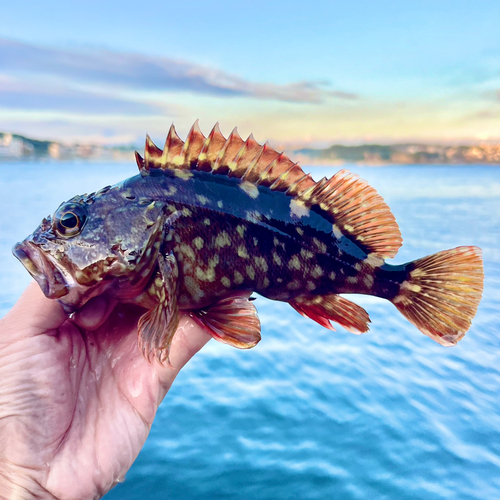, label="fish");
[13,121,484,363]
